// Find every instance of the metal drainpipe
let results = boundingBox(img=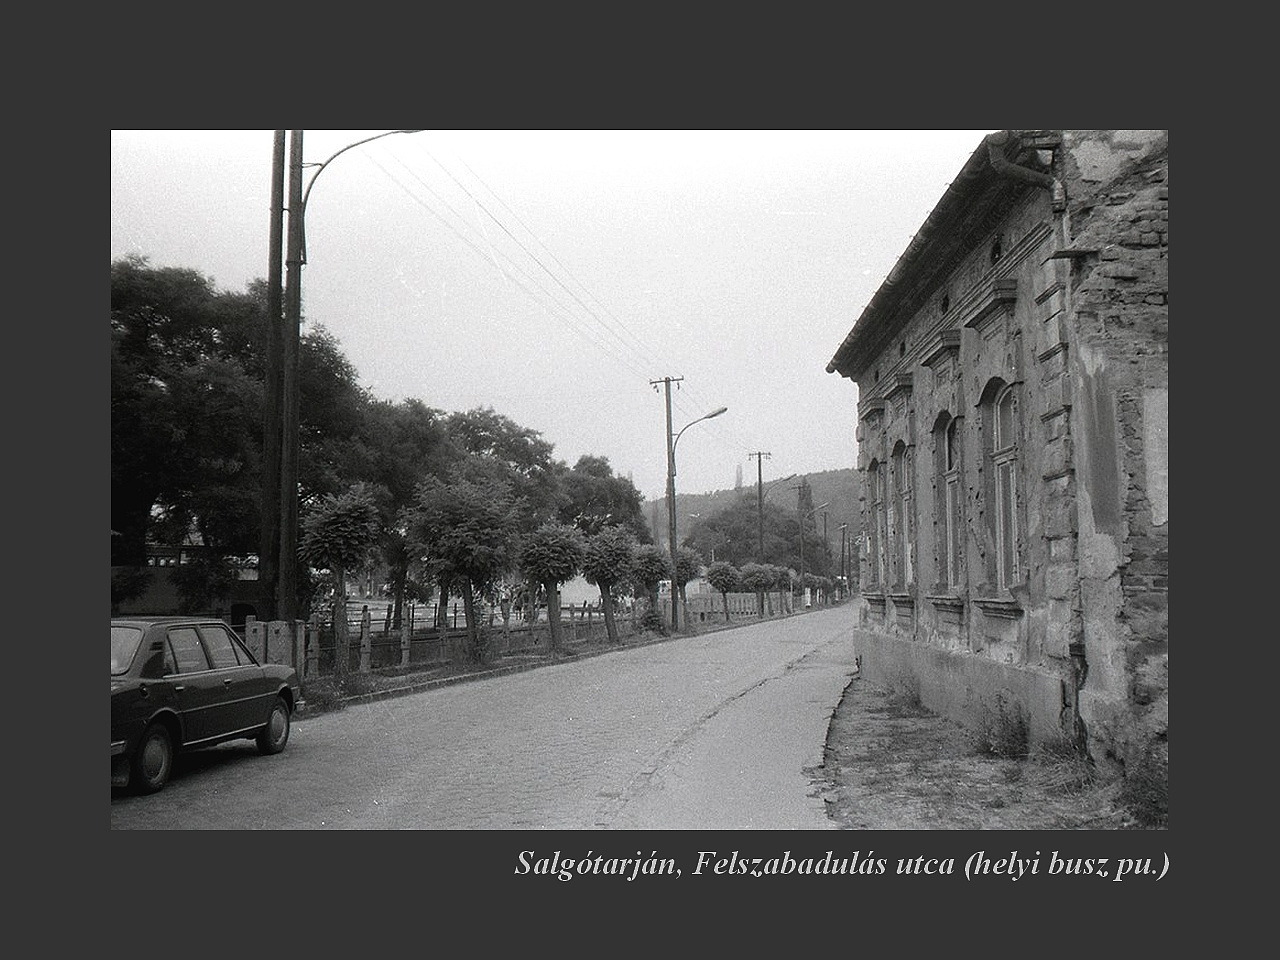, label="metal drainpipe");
[985,131,1066,211]
[989,130,1092,750]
